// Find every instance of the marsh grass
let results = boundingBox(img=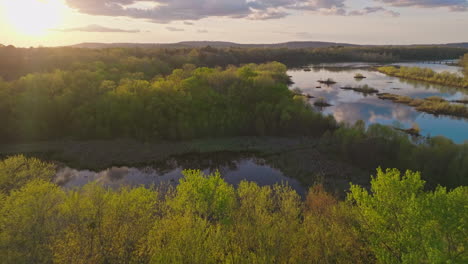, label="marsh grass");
[377,93,468,118]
